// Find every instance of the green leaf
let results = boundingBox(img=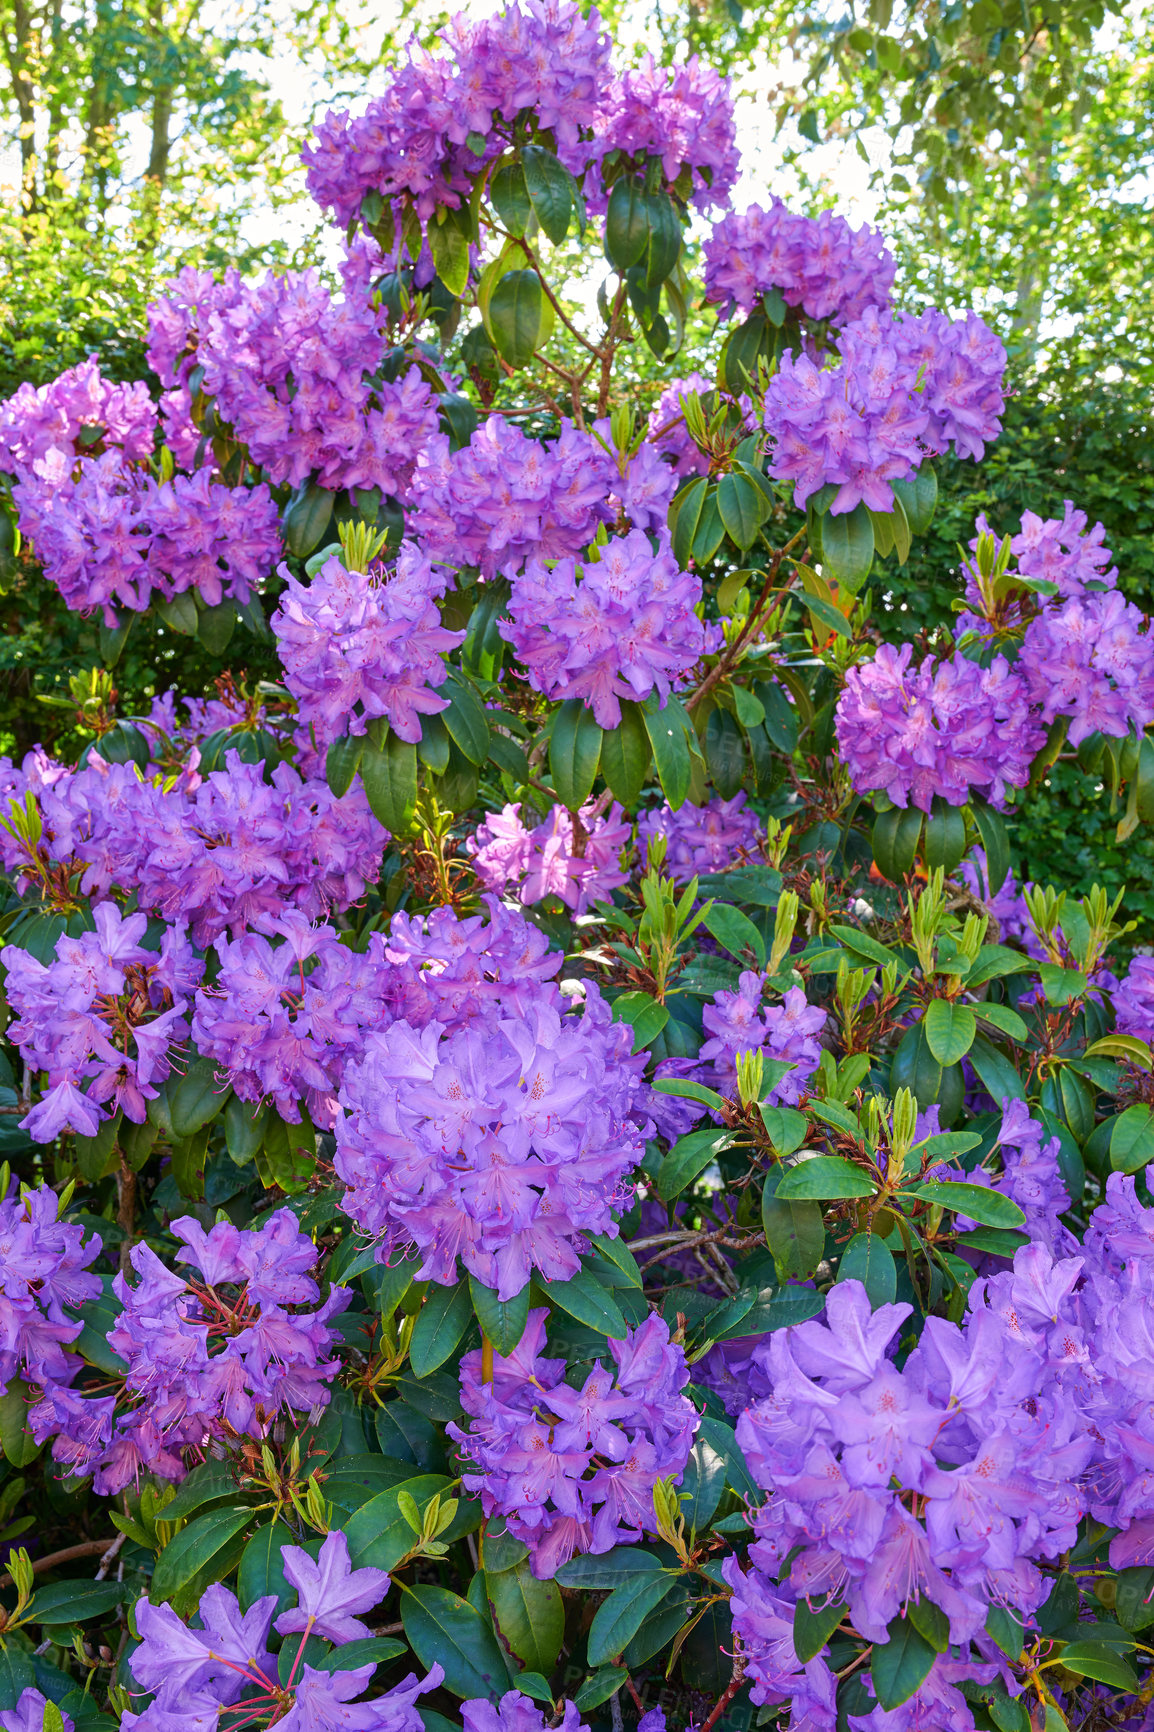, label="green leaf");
[409,1280,473,1377]
[489,160,532,236]
[702,902,765,967]
[642,694,695,810]
[681,1434,727,1533]
[573,1667,630,1711]
[717,471,763,550]
[671,476,708,567]
[892,465,937,535]
[488,269,553,368]
[907,1598,950,1653]
[704,706,744,799]
[820,502,874,592]
[587,1572,676,1667]
[161,1458,243,1523]
[485,1560,564,1673]
[224,1095,267,1166]
[965,945,1037,988]
[871,805,923,881]
[967,1033,1027,1102]
[793,1597,845,1663]
[469,1275,530,1357]
[911,1181,1026,1230]
[522,145,574,245]
[171,1124,209,1200]
[587,1232,643,1289]
[924,1000,977,1066]
[601,702,652,806]
[169,1054,229,1139]
[761,1172,825,1281]
[1038,964,1088,1005]
[555,1548,663,1589]
[776,1156,876,1201]
[156,590,198,635]
[25,1580,124,1626]
[196,599,236,655]
[1115,1567,1154,1630]
[549,699,603,809]
[656,1126,735,1202]
[440,671,491,766]
[0,1646,35,1708]
[151,1506,253,1618]
[968,798,1011,895]
[539,1268,627,1338]
[429,207,471,297]
[759,1104,808,1154]
[643,190,682,287]
[975,1004,1028,1042]
[0,1376,41,1466]
[870,1617,936,1710]
[326,735,366,798]
[311,1637,408,1674]
[923,797,967,873]
[611,990,669,1052]
[361,734,418,835]
[282,481,335,558]
[836,1233,897,1307]
[828,923,898,968]
[604,176,649,271]
[1110,1103,1154,1174]
[1057,1643,1138,1690]
[401,1583,512,1701]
